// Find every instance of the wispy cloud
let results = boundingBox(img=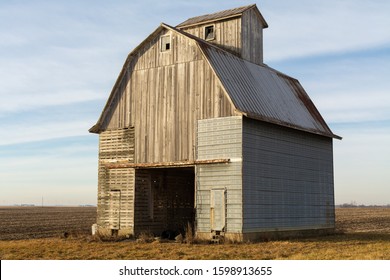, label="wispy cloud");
[0,100,102,146]
[0,1,145,115]
[262,0,390,61]
[270,47,390,124]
